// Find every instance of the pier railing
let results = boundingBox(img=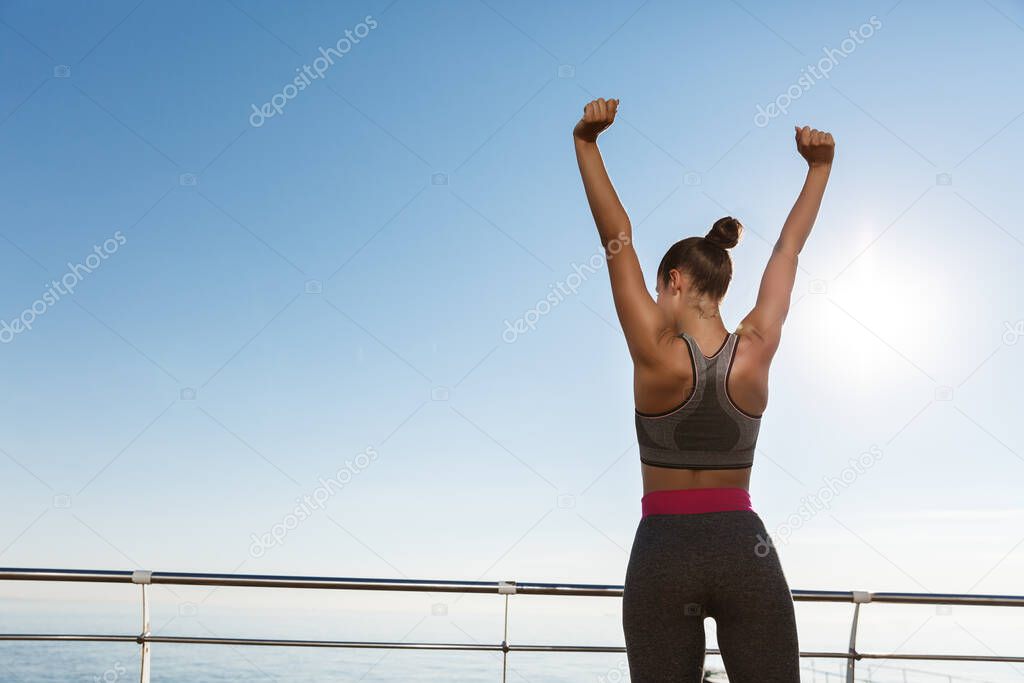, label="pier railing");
[1,567,1022,682]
